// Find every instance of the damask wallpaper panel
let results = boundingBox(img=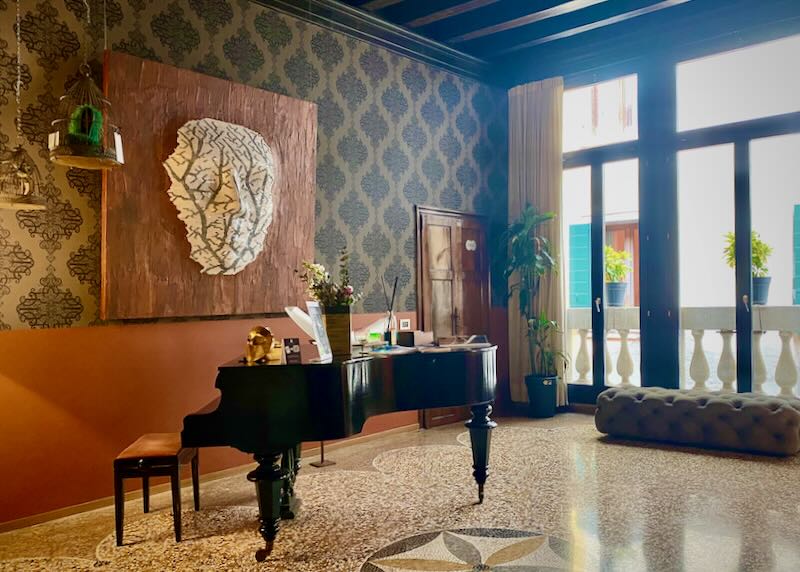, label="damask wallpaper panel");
[0,0,508,330]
